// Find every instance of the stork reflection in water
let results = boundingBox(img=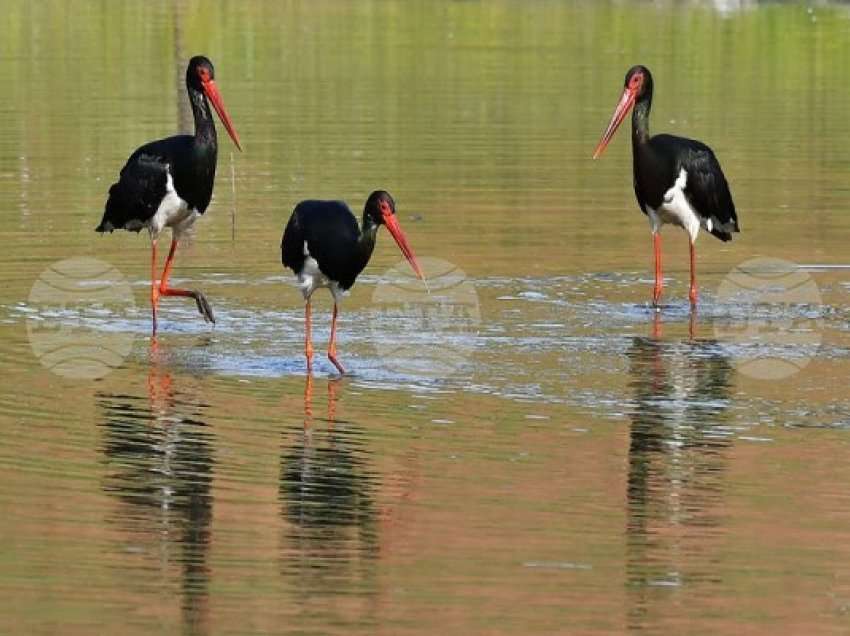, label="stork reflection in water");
[279,376,379,603]
[97,342,214,633]
[625,319,734,628]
